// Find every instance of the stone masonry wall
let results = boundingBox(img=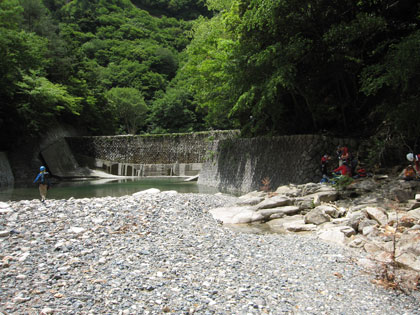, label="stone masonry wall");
[198,135,358,194]
[66,131,239,176]
[66,131,238,164]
